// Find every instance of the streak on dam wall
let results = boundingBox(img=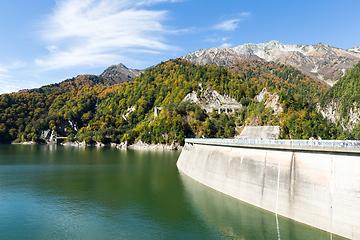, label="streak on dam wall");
[176,139,360,240]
